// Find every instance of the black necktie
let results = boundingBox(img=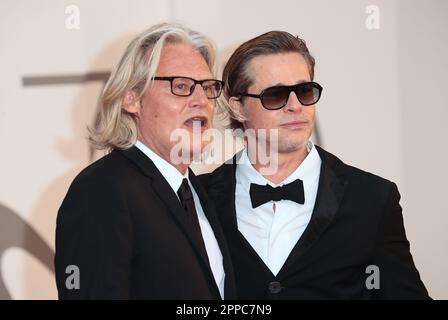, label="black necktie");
[177,178,209,256]
[249,179,305,209]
